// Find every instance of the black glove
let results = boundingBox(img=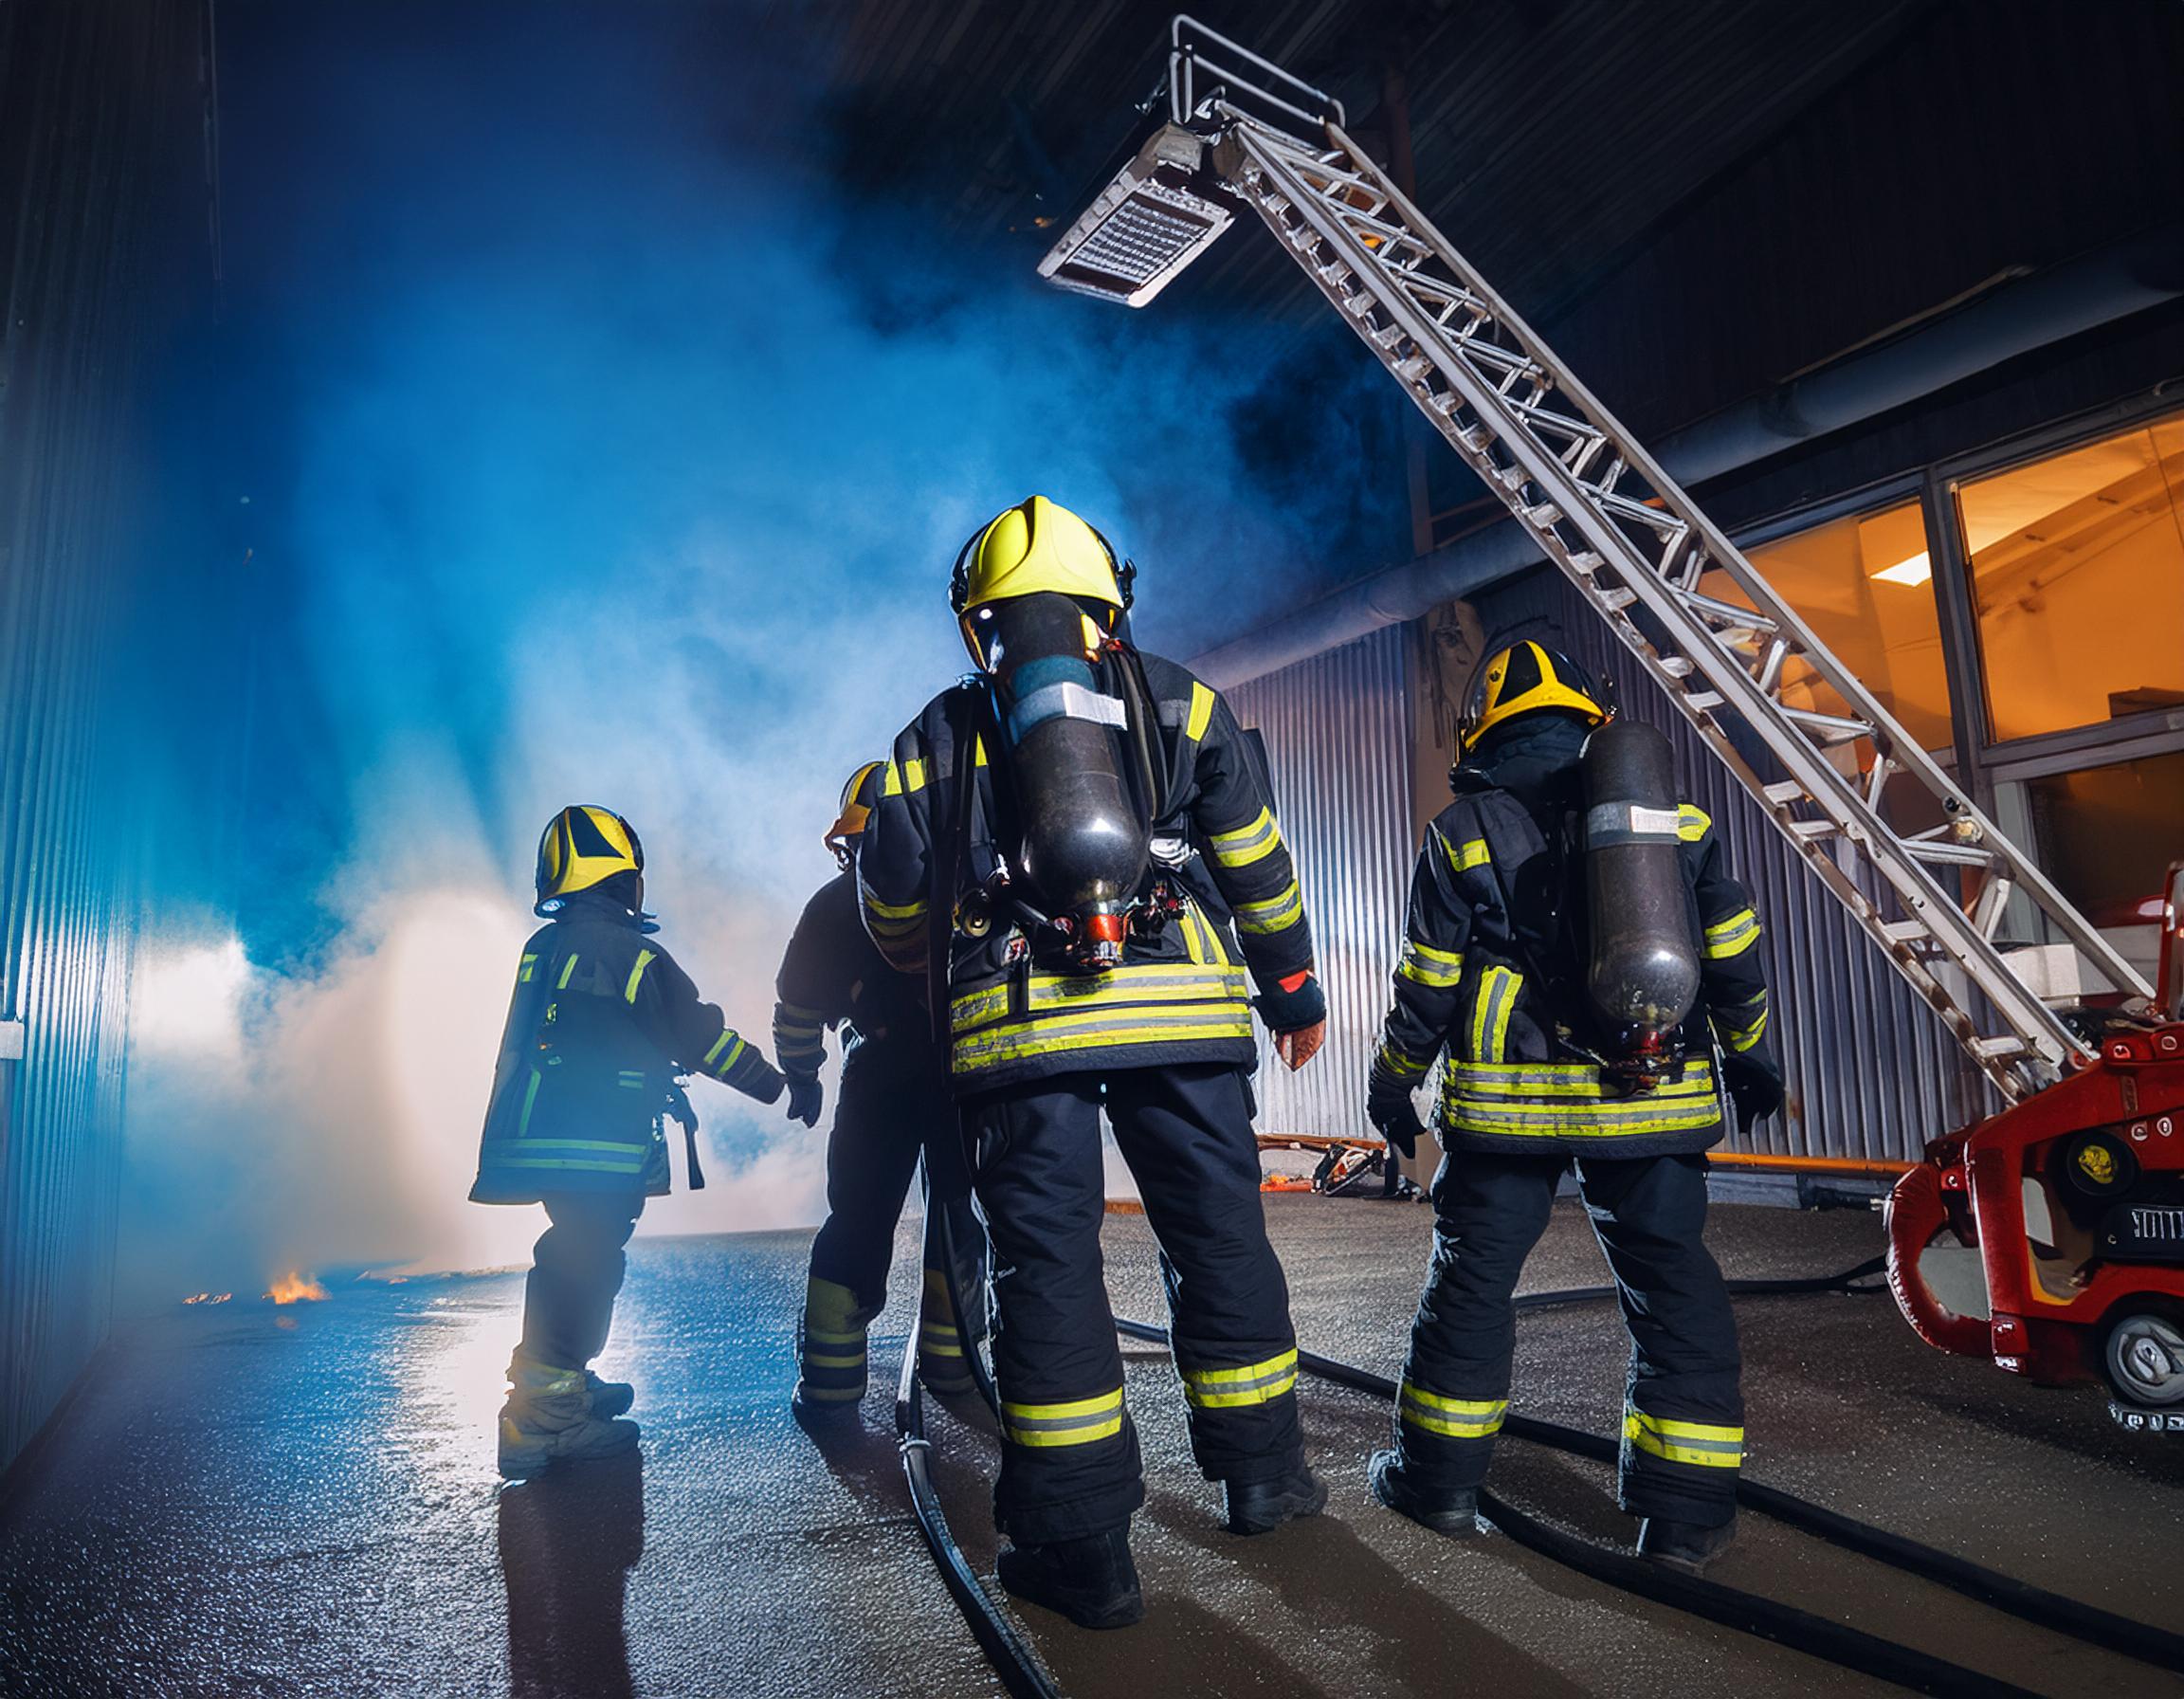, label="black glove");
[1366,1079,1426,1160]
[1725,1065,1784,1137]
[786,1073,824,1127]
[1253,970,1326,1034]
